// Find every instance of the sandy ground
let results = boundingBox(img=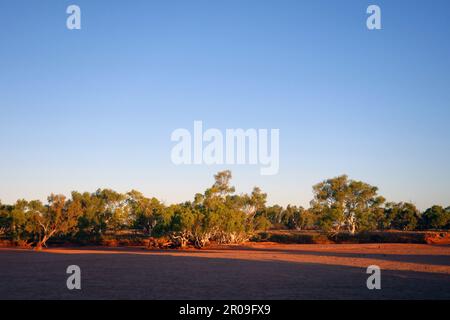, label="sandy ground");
[0,243,449,300]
